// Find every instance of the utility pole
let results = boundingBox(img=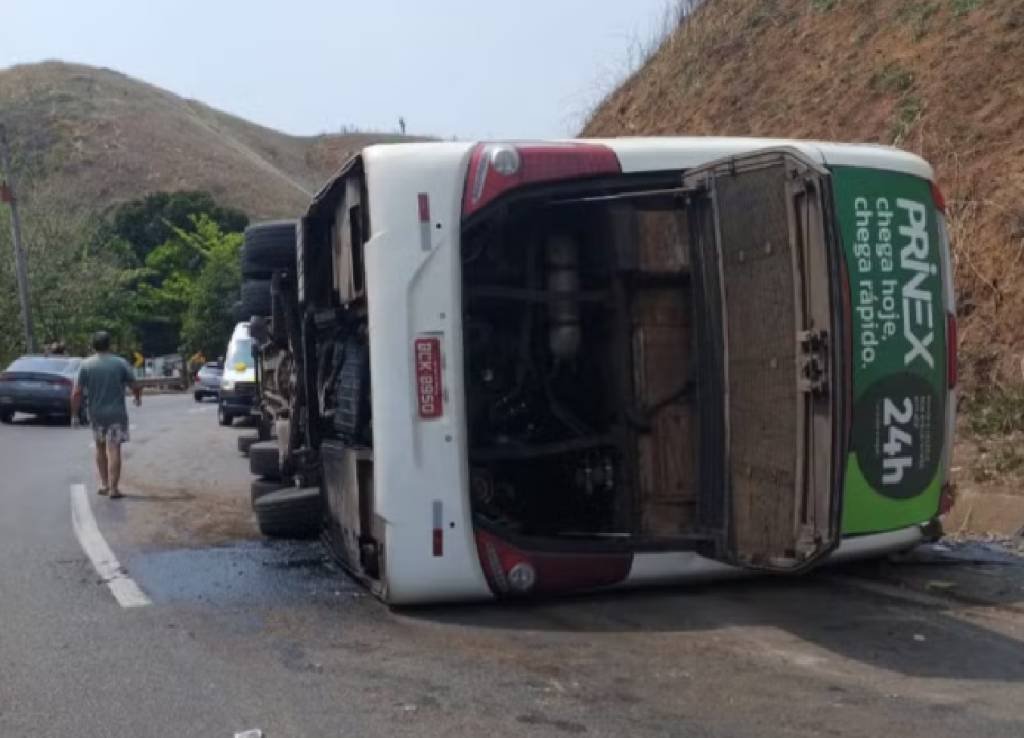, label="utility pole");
[0,124,36,354]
